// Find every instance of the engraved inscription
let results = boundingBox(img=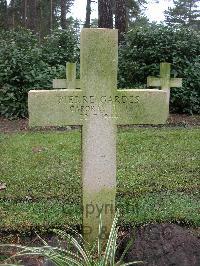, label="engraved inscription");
[57,95,140,117]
